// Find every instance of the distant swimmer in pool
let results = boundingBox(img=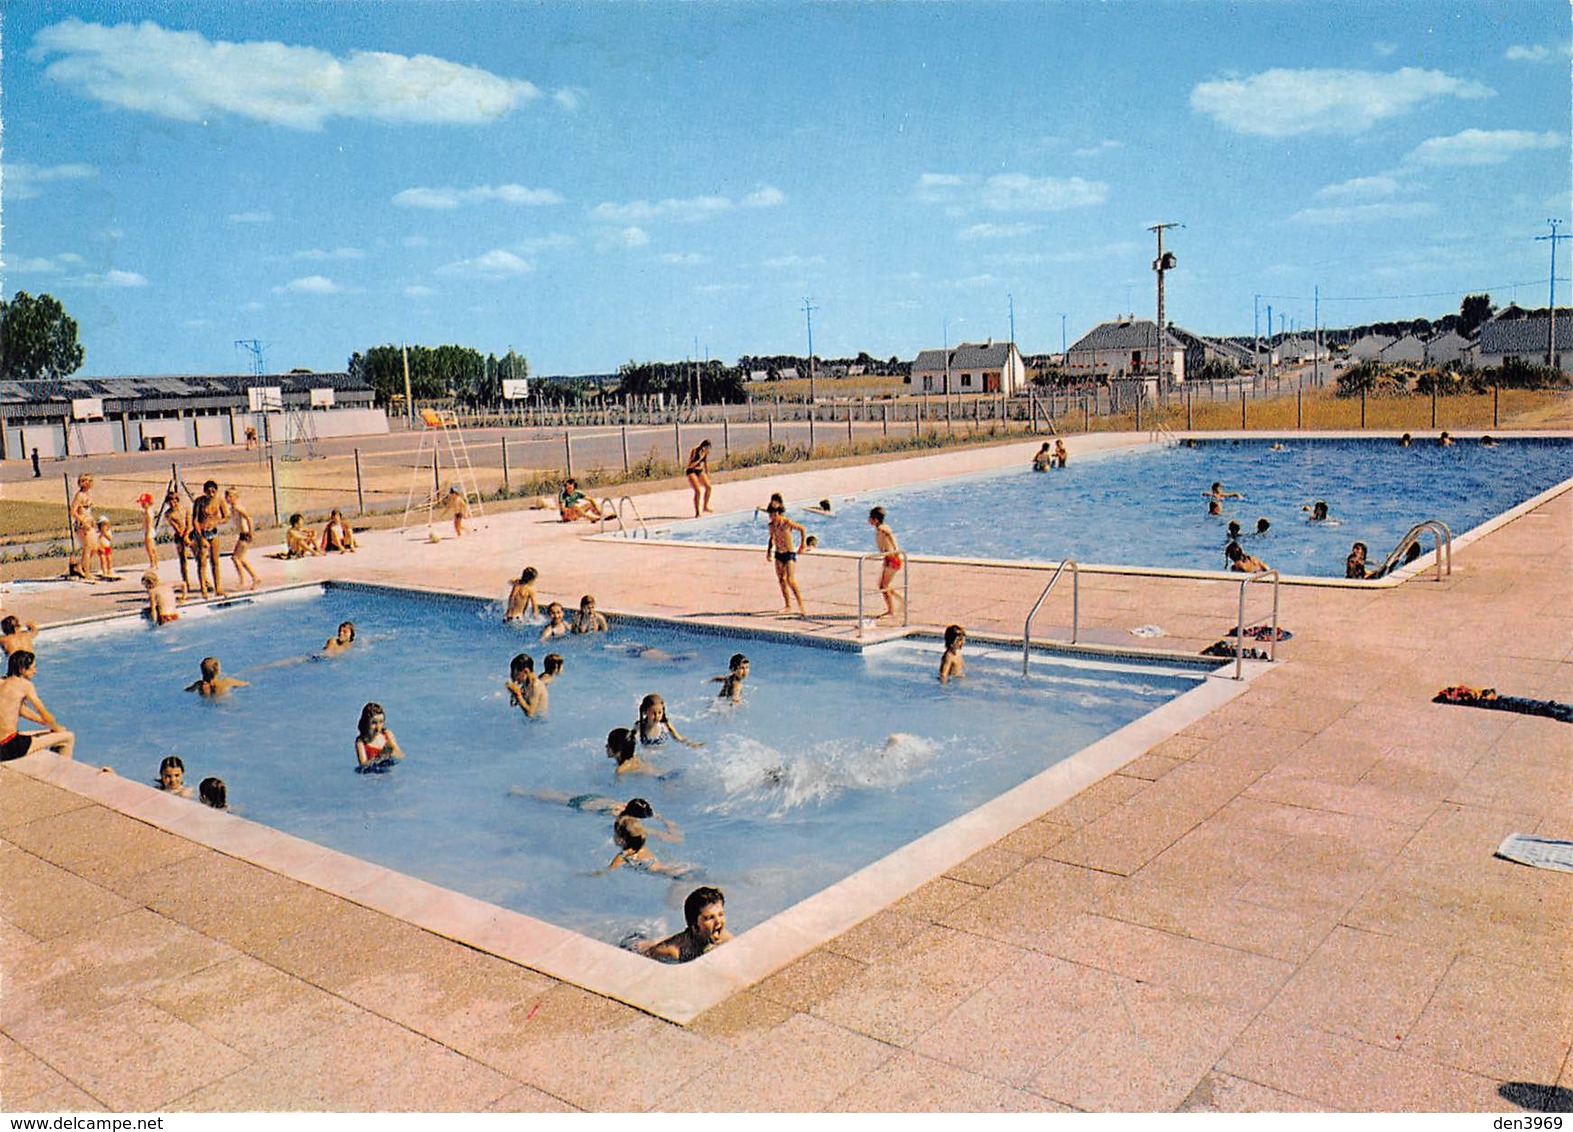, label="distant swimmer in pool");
[505,566,539,622]
[520,792,682,841]
[539,601,570,641]
[1225,540,1268,574]
[1204,482,1243,516]
[1053,439,1068,468]
[1226,520,1243,541]
[534,653,563,716]
[1481,435,1499,447]
[198,776,227,809]
[1031,442,1053,472]
[354,702,403,771]
[642,886,733,963]
[765,497,808,616]
[804,498,834,515]
[636,693,702,748]
[572,594,608,634]
[1438,431,1454,447]
[158,755,191,797]
[1345,541,1372,579]
[1302,499,1330,522]
[1399,432,1412,448]
[938,624,967,684]
[601,816,692,877]
[1254,517,1272,536]
[322,621,356,657]
[506,653,540,717]
[185,656,248,697]
[711,653,750,703]
[869,506,904,620]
